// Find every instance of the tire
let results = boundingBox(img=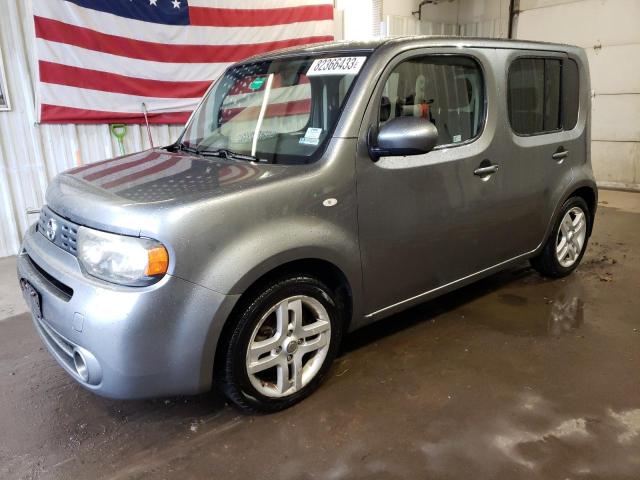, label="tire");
[219,275,343,413]
[530,196,591,278]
